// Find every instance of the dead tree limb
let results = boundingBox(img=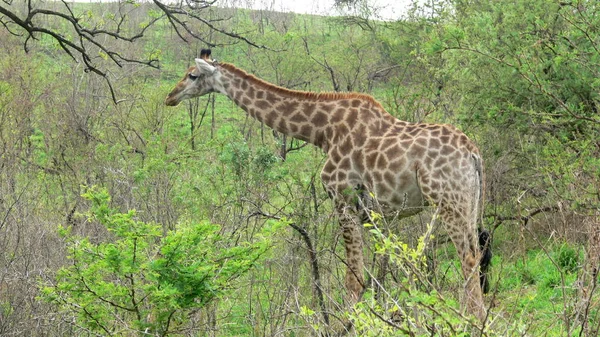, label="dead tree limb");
[287,222,330,326]
[249,210,330,327]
